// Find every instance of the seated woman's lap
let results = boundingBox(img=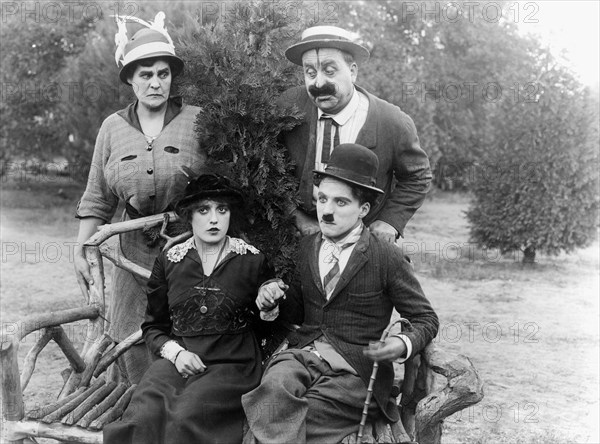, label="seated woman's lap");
[118,358,258,441]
